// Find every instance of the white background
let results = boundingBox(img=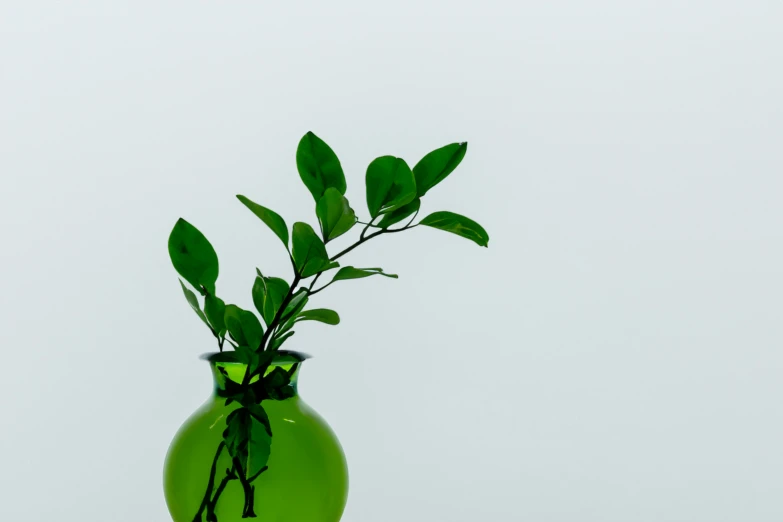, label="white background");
[1,1,782,521]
